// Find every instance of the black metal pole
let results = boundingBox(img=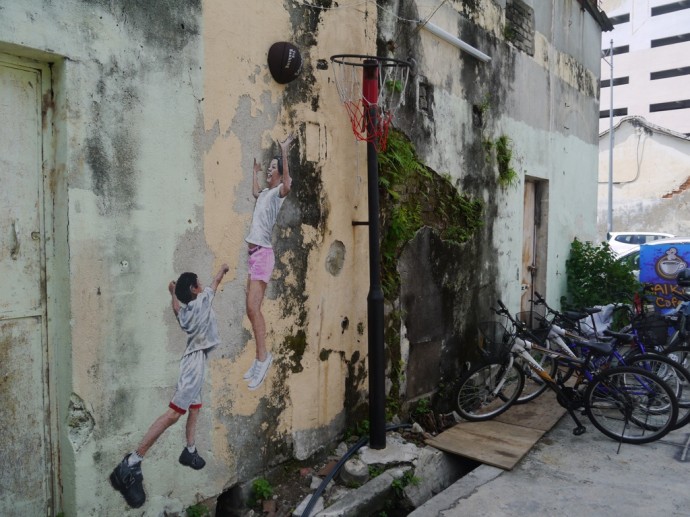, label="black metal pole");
[363,60,386,450]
